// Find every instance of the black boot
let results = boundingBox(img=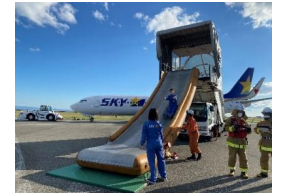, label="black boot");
[241,172,249,179]
[196,153,202,161]
[257,172,268,178]
[186,154,196,160]
[229,170,235,176]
